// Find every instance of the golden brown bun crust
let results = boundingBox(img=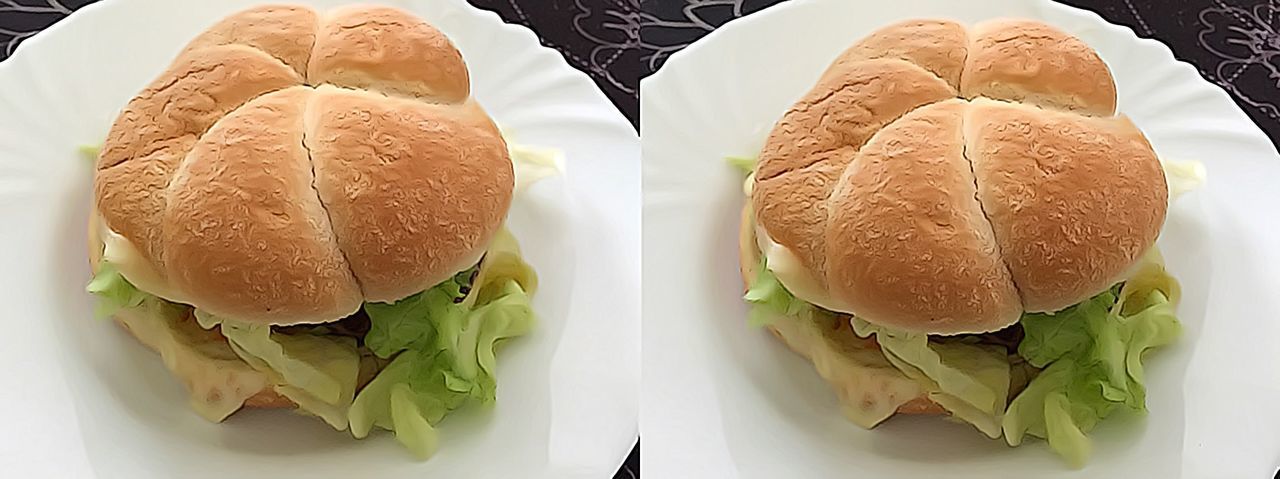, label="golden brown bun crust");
[825,19,968,89]
[177,5,318,77]
[309,5,470,102]
[88,215,295,410]
[826,100,1023,334]
[94,44,302,267]
[754,59,955,182]
[738,205,943,416]
[752,59,954,275]
[751,19,1163,333]
[307,88,511,302]
[962,19,1117,116]
[965,100,1166,312]
[162,87,364,322]
[93,5,511,324]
